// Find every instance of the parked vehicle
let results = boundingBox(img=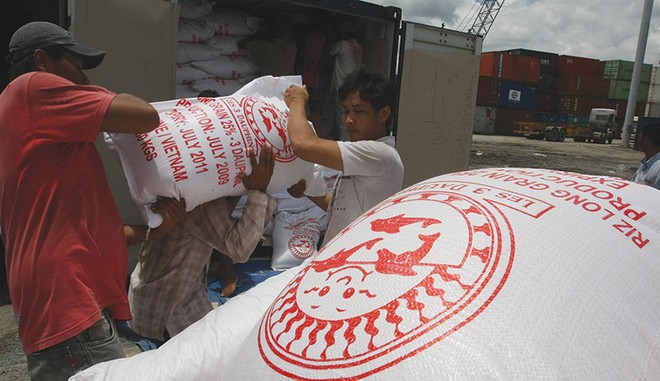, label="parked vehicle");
[513,108,617,143]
